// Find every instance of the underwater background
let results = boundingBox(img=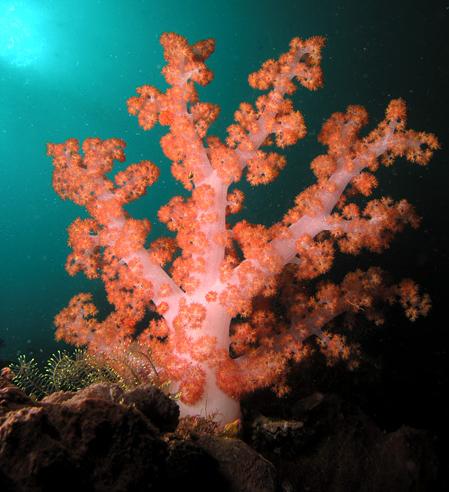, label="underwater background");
[0,0,447,432]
